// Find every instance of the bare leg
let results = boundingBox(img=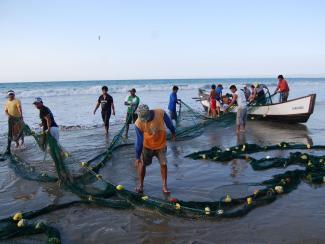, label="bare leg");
[160,164,169,193]
[136,163,146,193]
[104,126,108,135]
[236,125,240,134]
[125,124,129,138]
